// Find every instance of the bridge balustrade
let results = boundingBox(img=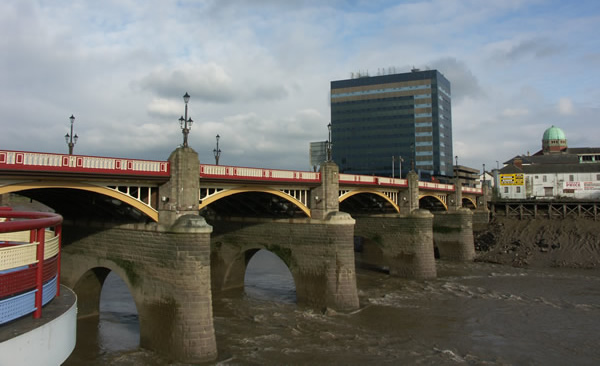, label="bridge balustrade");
[0,208,63,324]
[418,181,454,191]
[0,150,169,176]
[200,164,320,182]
